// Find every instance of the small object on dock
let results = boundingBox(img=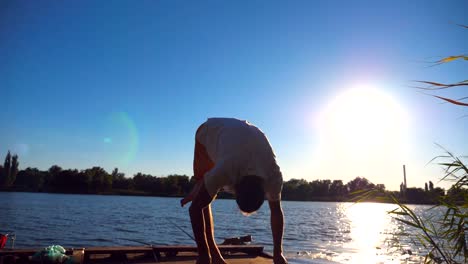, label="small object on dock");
[31,245,69,263]
[402,249,412,255]
[221,235,253,245]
